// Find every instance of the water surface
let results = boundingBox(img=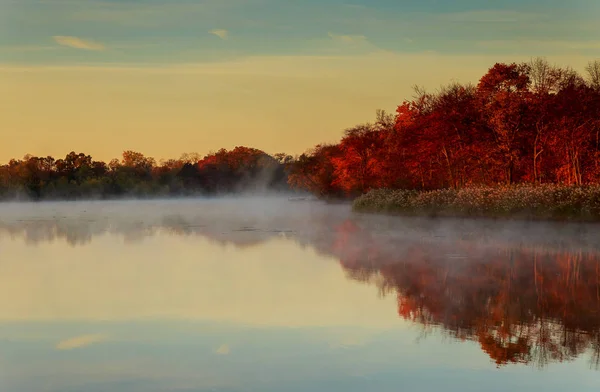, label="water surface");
[1,198,599,391]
